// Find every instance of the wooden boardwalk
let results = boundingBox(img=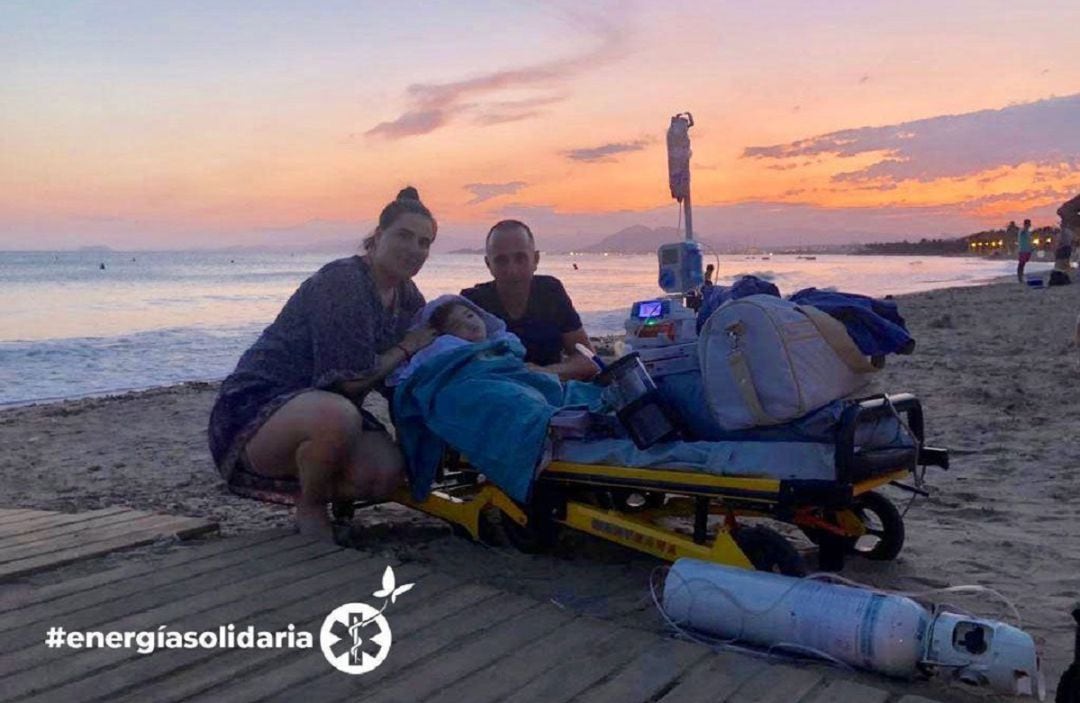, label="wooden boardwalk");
[0,523,970,702]
[0,507,218,580]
